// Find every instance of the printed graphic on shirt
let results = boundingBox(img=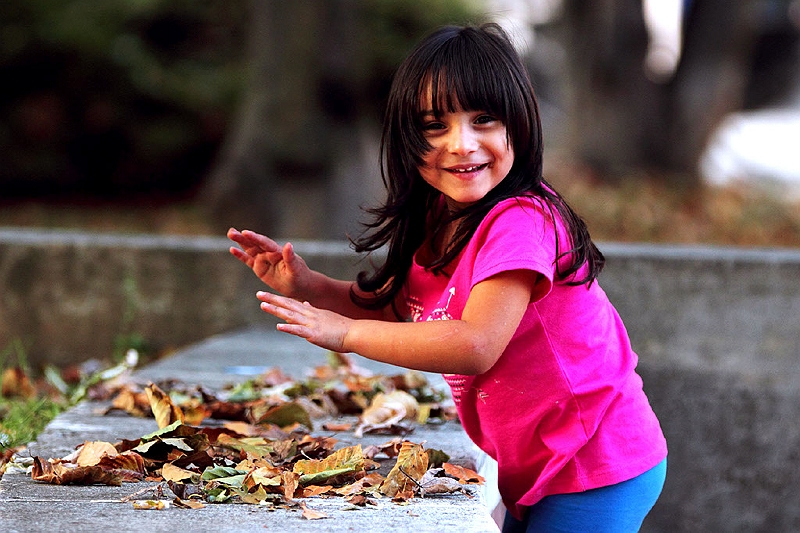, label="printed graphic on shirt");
[408,286,467,405]
[428,287,456,321]
[407,296,425,323]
